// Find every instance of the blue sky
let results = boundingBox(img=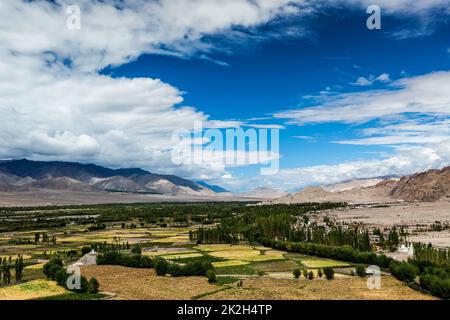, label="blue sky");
[103,5,450,191]
[1,0,450,192]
